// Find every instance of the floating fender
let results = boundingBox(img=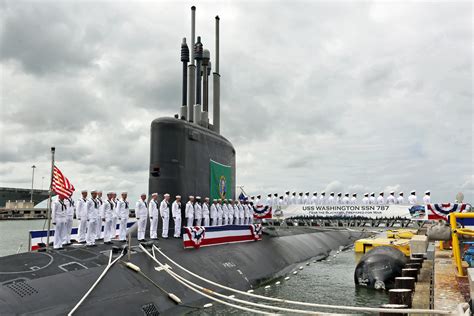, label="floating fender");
[354,246,407,290]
